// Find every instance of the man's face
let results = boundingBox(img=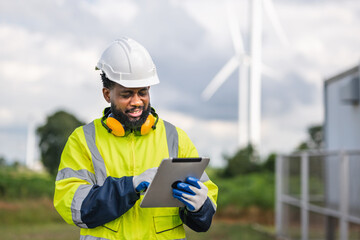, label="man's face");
[103,83,150,129]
